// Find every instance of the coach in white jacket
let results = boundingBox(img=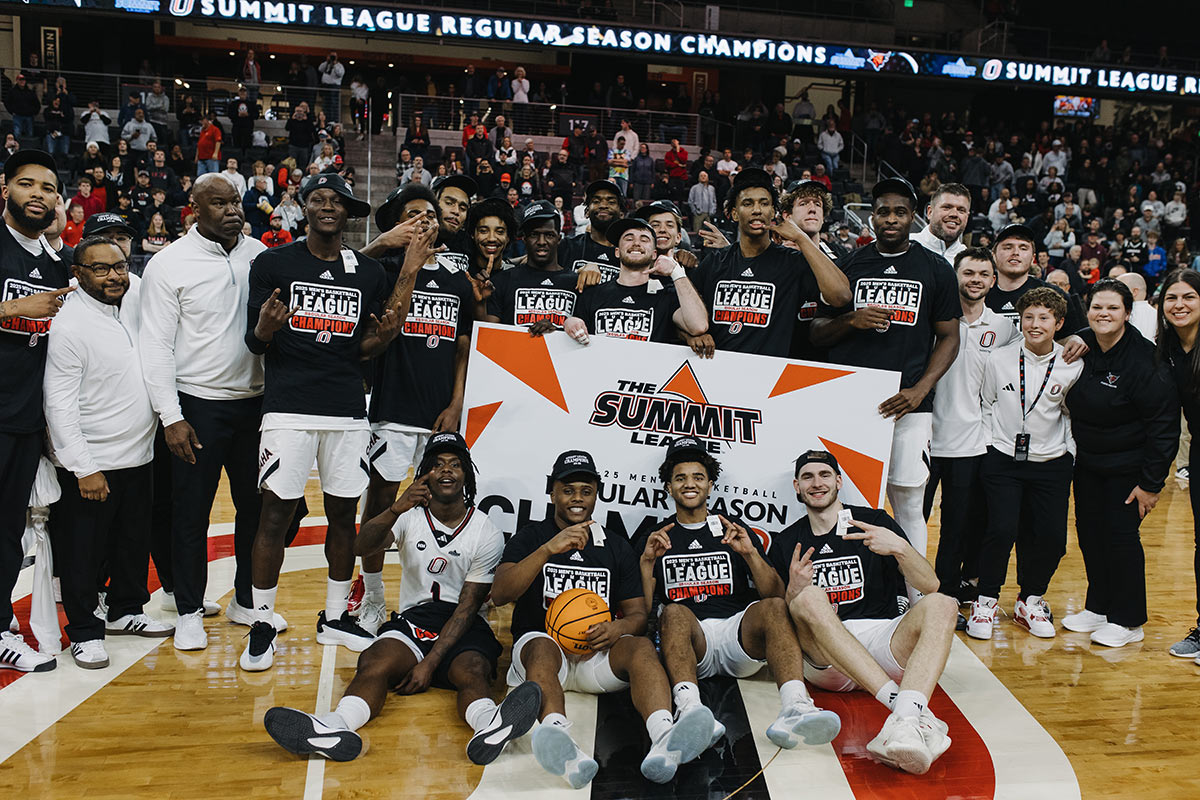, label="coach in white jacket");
[139,174,274,651]
[44,237,173,670]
